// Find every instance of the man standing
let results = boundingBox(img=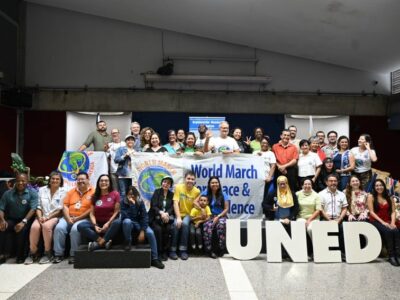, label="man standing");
[316,131,327,149]
[322,131,338,158]
[130,121,141,152]
[288,125,301,149]
[319,173,347,258]
[53,171,94,264]
[0,173,38,264]
[170,171,200,260]
[203,121,240,154]
[272,129,299,190]
[195,124,208,151]
[79,120,112,152]
[107,128,126,190]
